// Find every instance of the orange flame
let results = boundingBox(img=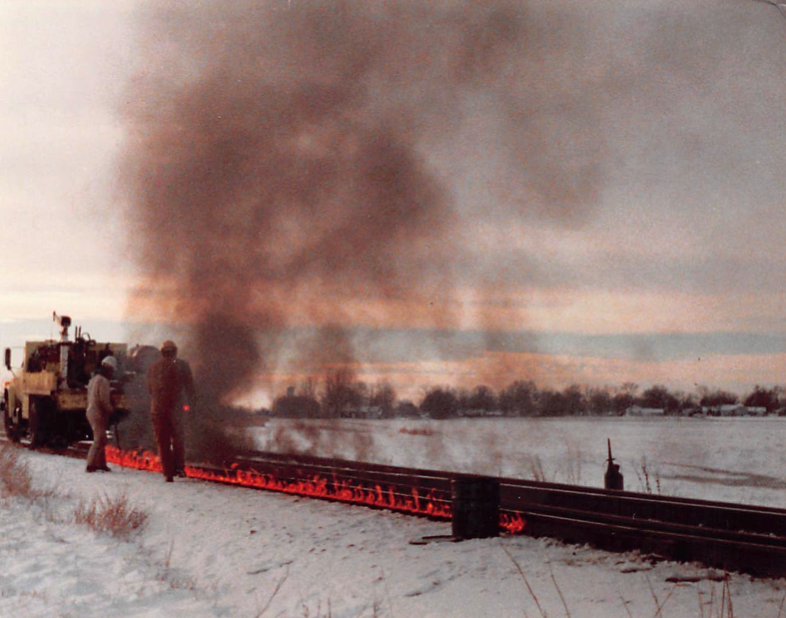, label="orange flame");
[500,512,526,534]
[106,446,162,472]
[105,446,526,533]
